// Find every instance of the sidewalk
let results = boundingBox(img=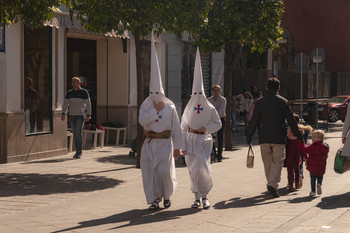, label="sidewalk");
[1,122,350,233]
